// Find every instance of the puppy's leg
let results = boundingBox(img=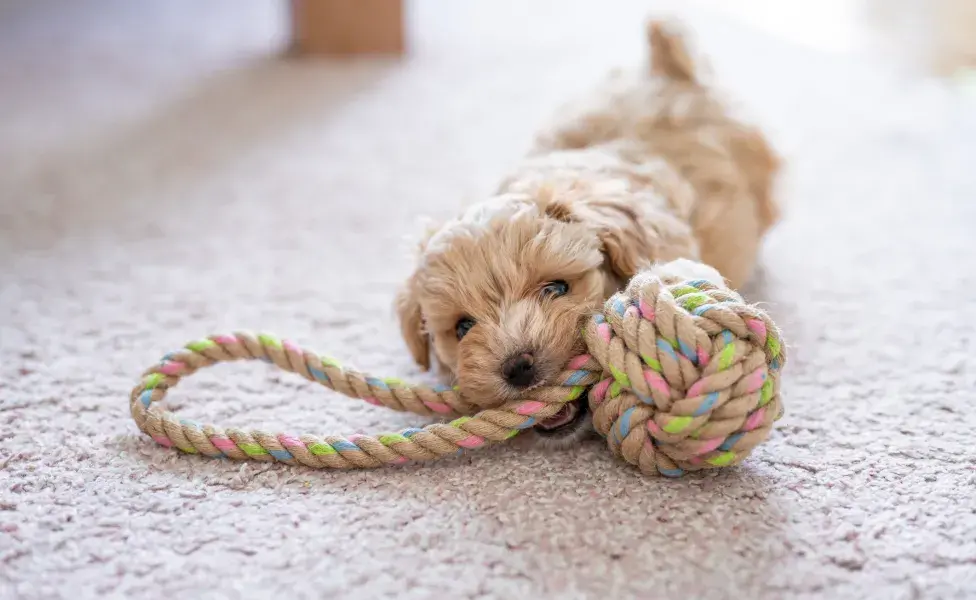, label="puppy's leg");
[689,191,761,291]
[644,257,727,289]
[694,124,781,290]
